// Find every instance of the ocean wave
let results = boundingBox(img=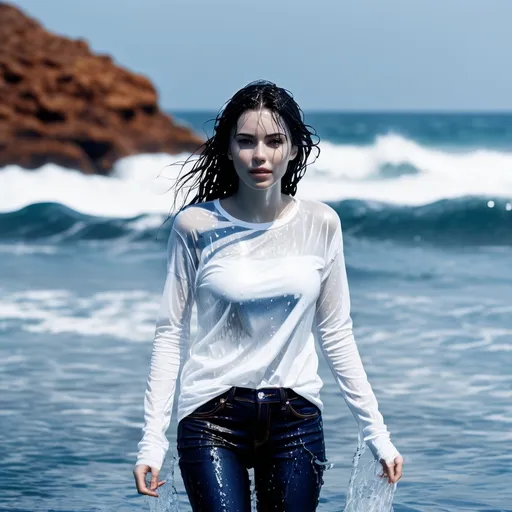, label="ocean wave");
[1,198,510,246]
[1,134,511,218]
[330,197,512,245]
[0,203,167,243]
